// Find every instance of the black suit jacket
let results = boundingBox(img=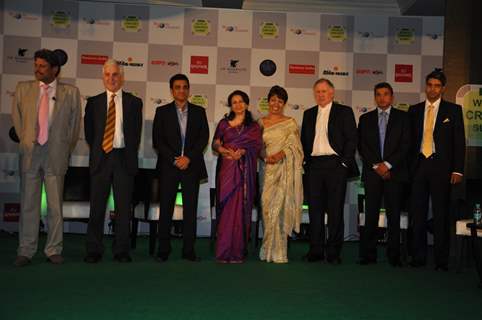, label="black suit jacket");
[84,91,143,175]
[152,101,209,181]
[408,100,465,174]
[358,107,411,182]
[301,103,359,178]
